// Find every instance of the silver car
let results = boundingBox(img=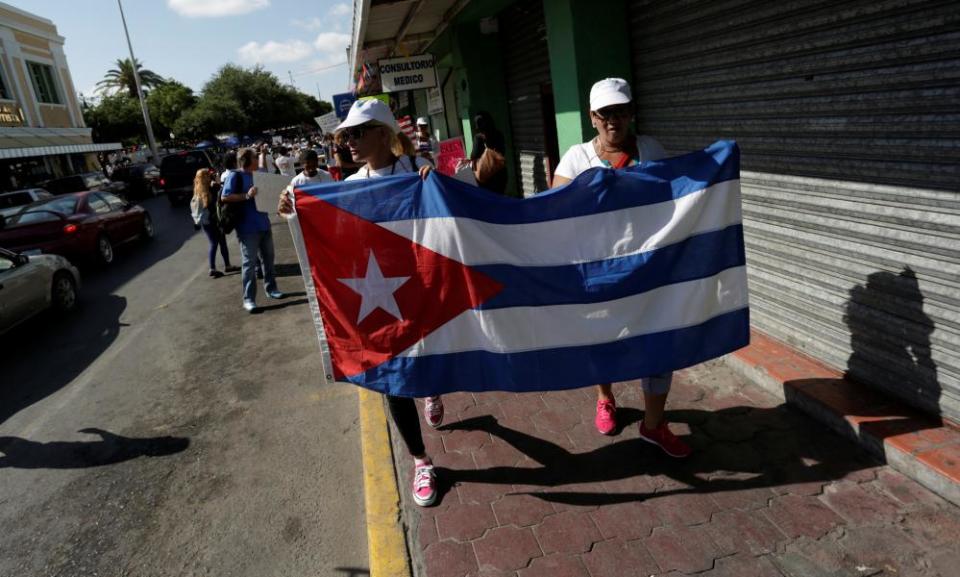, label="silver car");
[0,247,80,335]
